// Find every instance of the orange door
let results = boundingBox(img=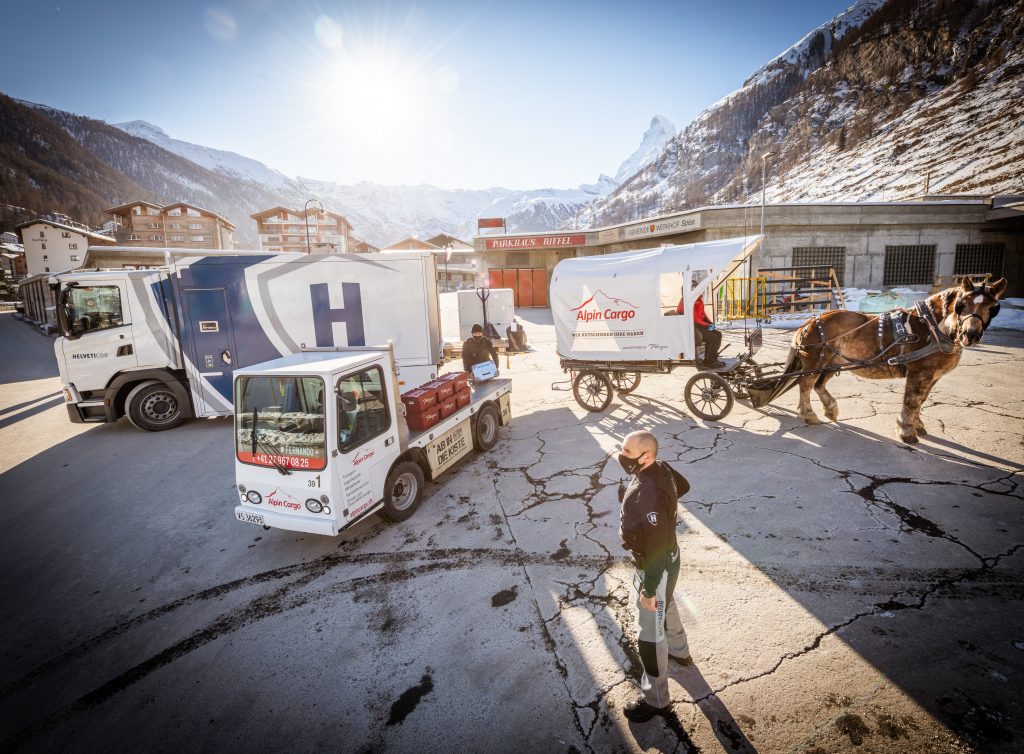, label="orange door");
[517,268,534,307]
[501,269,519,307]
[531,268,548,307]
[488,269,503,290]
